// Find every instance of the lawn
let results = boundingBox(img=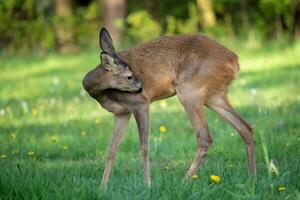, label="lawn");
[0,41,300,199]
